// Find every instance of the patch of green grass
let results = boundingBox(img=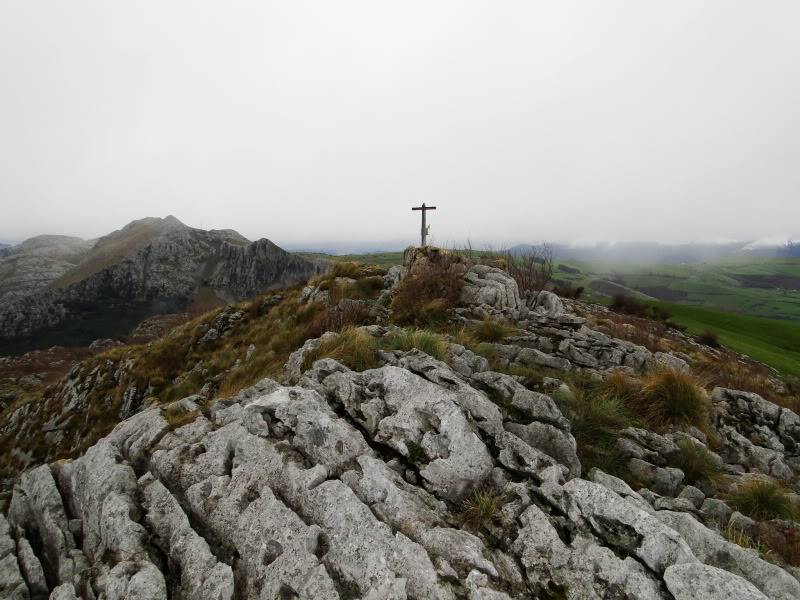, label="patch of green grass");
[383,328,449,361]
[553,383,640,477]
[302,327,381,372]
[350,276,386,299]
[671,439,724,486]
[562,257,800,323]
[304,326,452,372]
[727,479,797,522]
[470,318,516,343]
[663,303,800,378]
[299,251,405,267]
